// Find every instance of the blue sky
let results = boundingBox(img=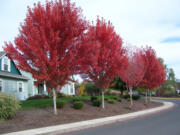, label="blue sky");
[0,0,180,79]
[161,37,180,43]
